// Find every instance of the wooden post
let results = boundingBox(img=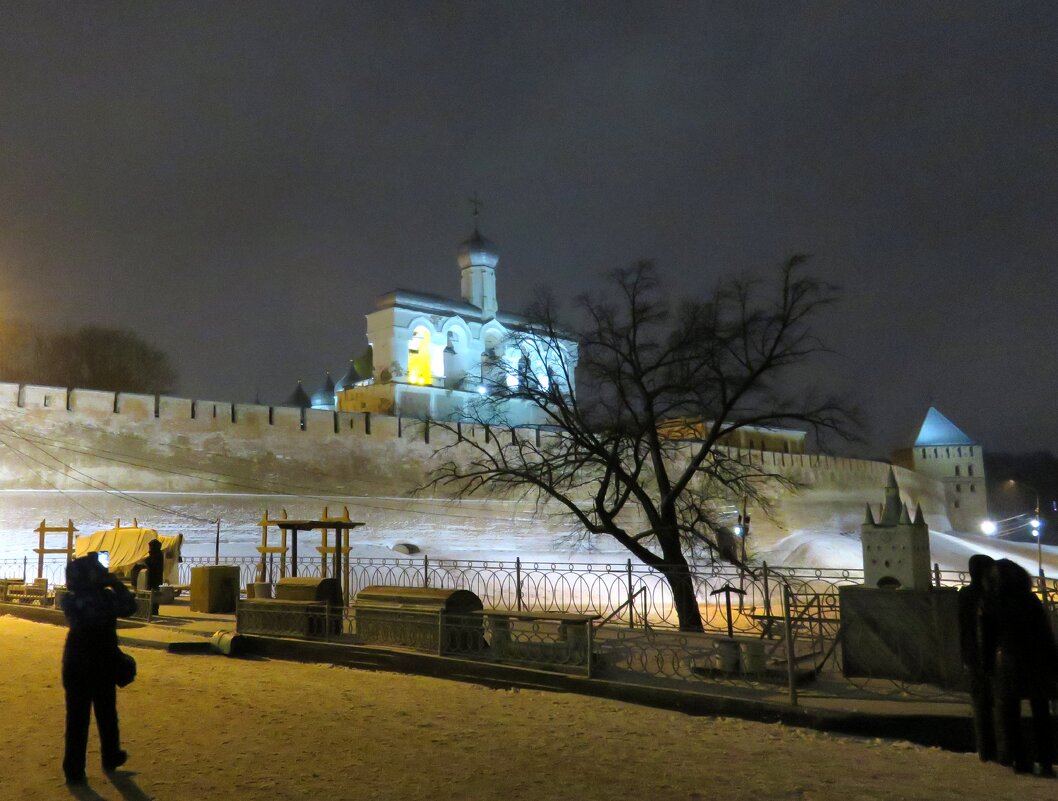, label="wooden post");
[214,519,221,565]
[34,518,79,580]
[259,510,269,582]
[291,529,298,577]
[320,528,328,578]
[36,519,45,580]
[343,529,350,607]
[332,527,340,596]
